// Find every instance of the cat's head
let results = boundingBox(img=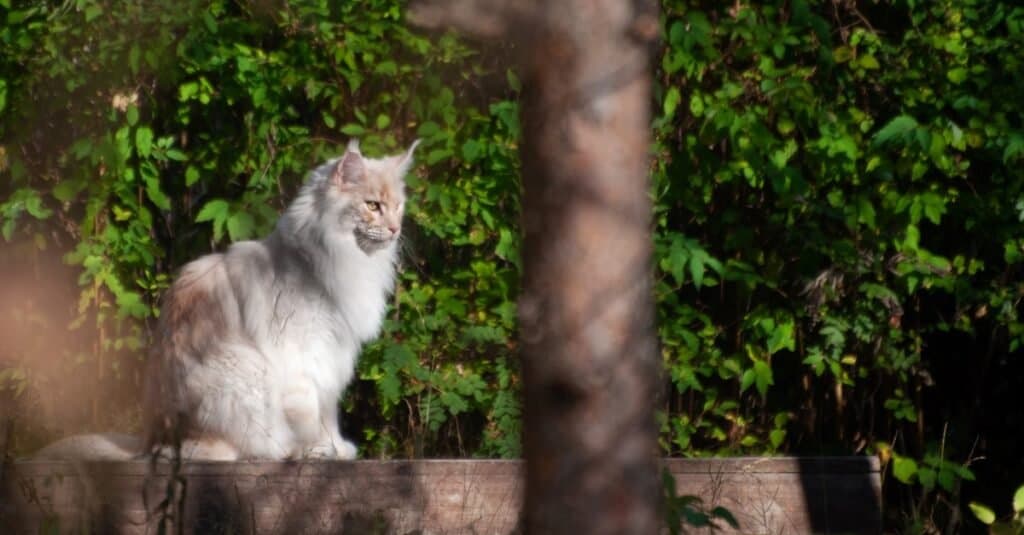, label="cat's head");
[324,139,420,254]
